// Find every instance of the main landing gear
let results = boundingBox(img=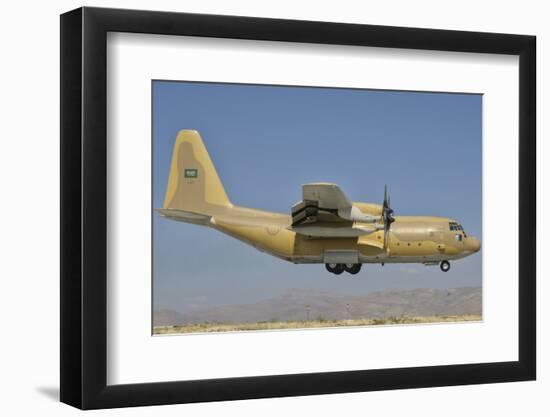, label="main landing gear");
[325,263,362,275]
[440,260,451,272]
